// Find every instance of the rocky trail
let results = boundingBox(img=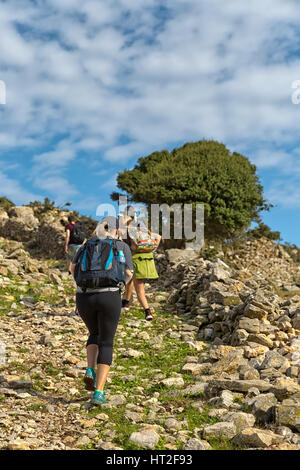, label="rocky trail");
[0,207,300,451]
[2,287,298,452]
[1,294,208,451]
[0,279,236,450]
